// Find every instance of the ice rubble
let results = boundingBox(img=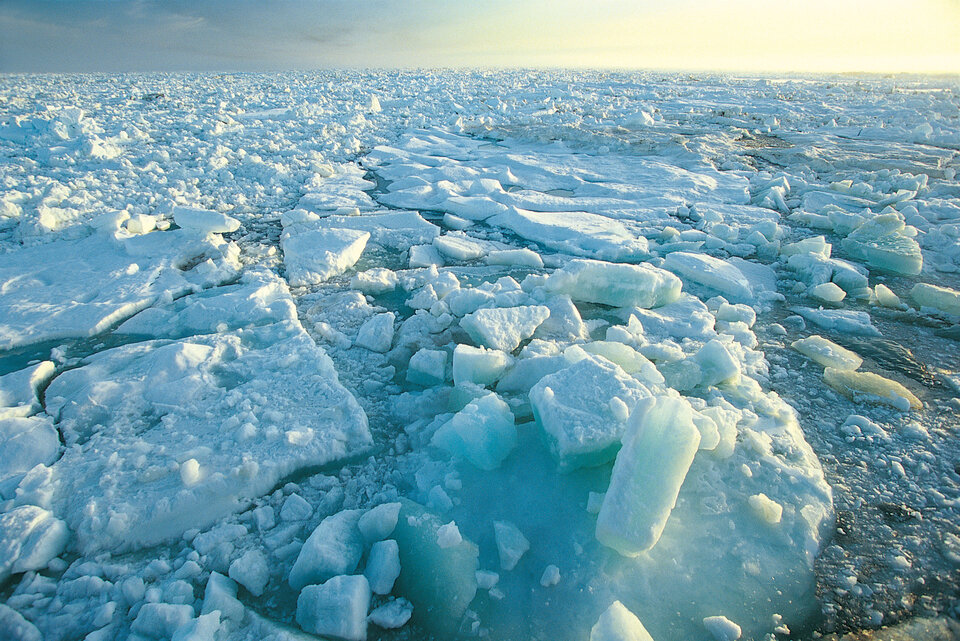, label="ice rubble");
[1,70,957,641]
